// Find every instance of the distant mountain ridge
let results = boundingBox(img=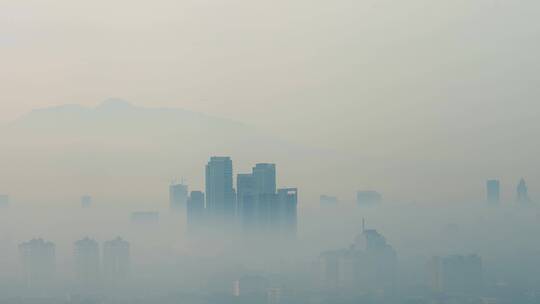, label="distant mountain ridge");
[0,99,317,205]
